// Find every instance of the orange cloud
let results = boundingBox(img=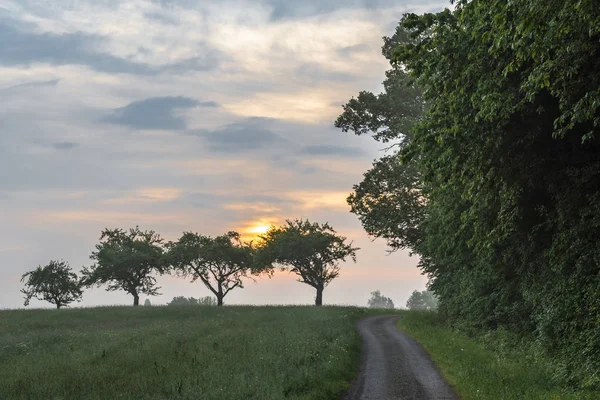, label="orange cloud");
[284,190,351,211]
